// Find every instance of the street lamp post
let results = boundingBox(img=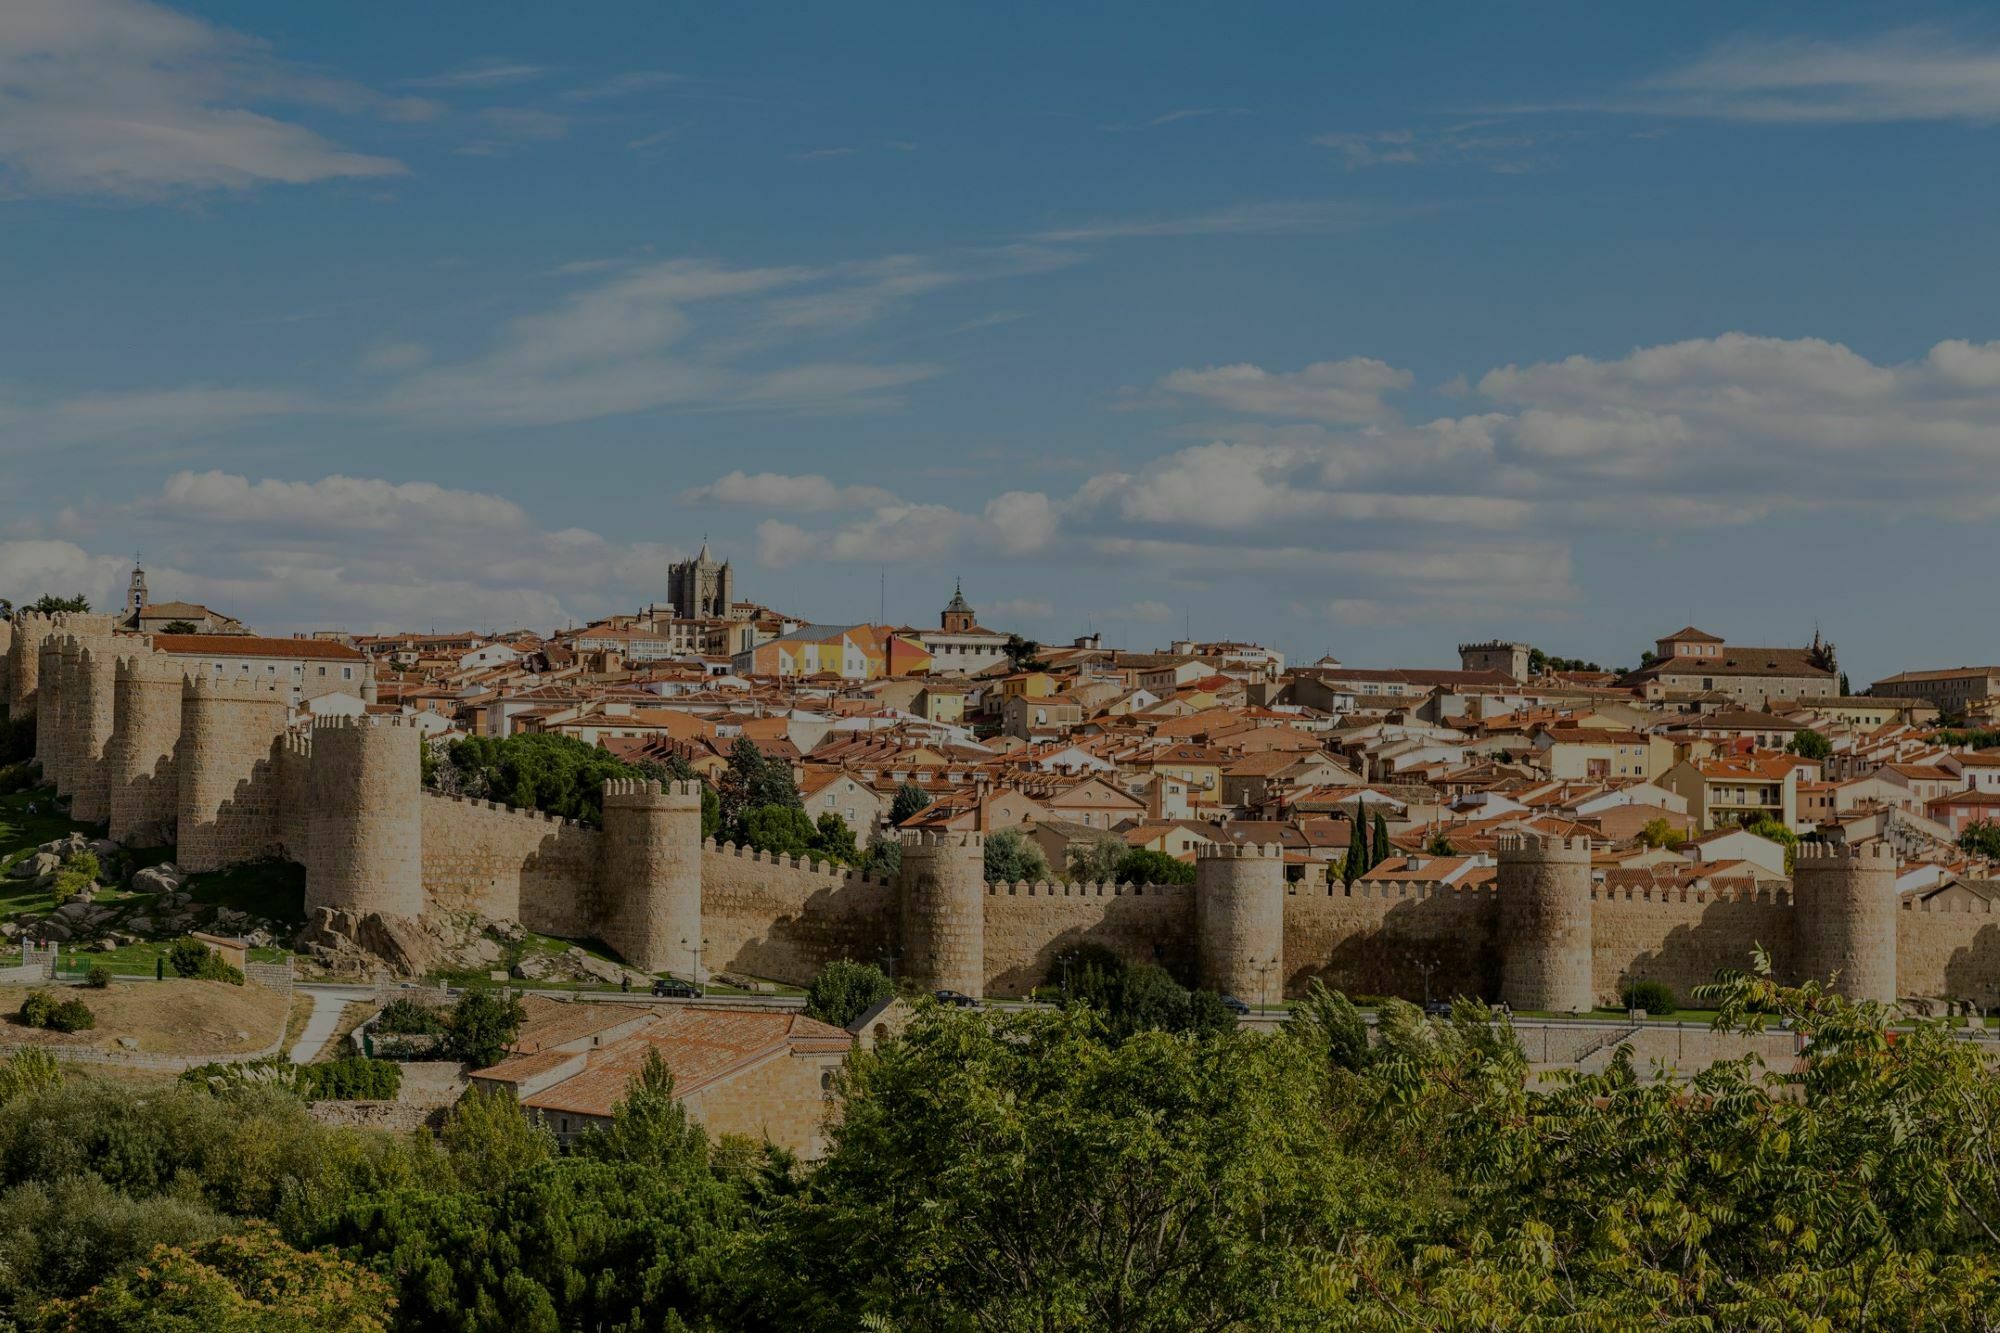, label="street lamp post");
[1408,955,1441,1010]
